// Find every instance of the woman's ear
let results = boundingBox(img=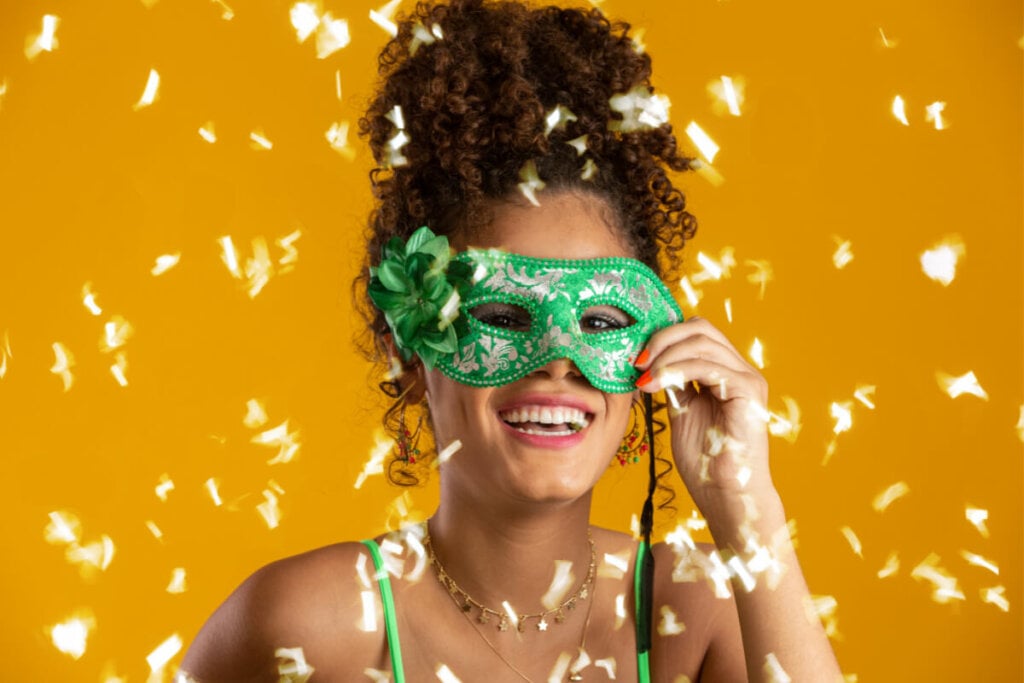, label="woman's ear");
[382,333,427,403]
